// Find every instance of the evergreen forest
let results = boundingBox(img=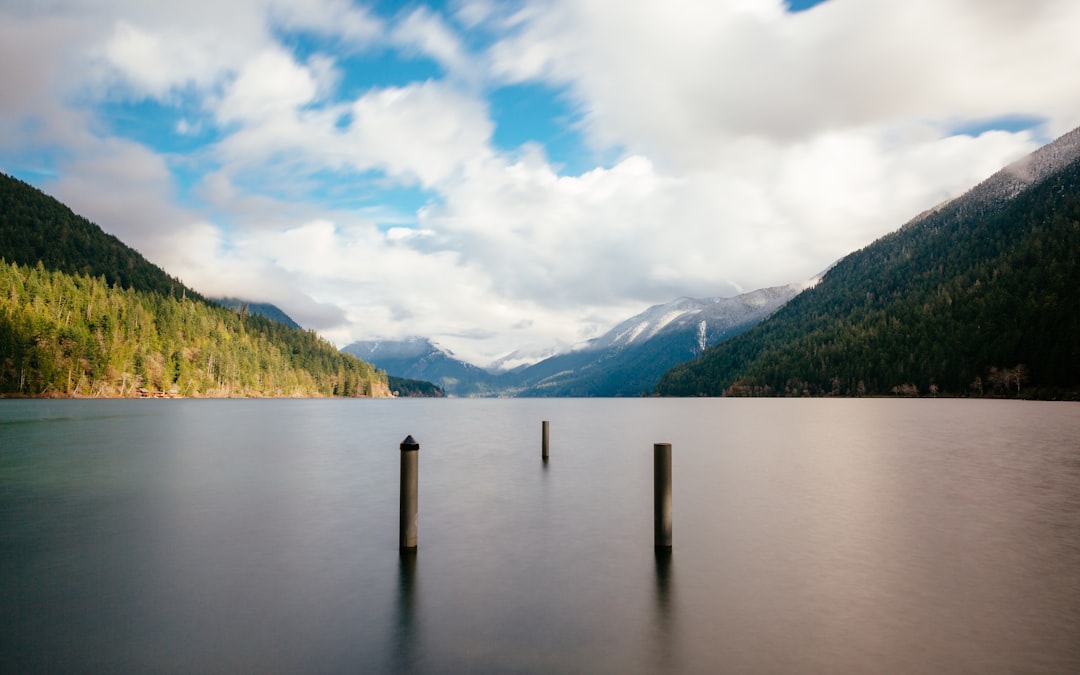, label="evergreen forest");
[0,173,389,398]
[656,152,1080,399]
